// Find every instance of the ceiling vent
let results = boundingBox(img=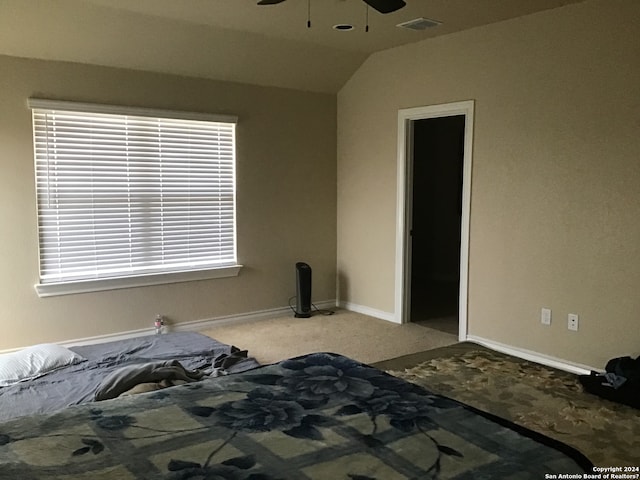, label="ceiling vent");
[396,17,442,31]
